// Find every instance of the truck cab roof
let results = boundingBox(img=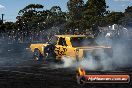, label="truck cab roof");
[55,35,94,38]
